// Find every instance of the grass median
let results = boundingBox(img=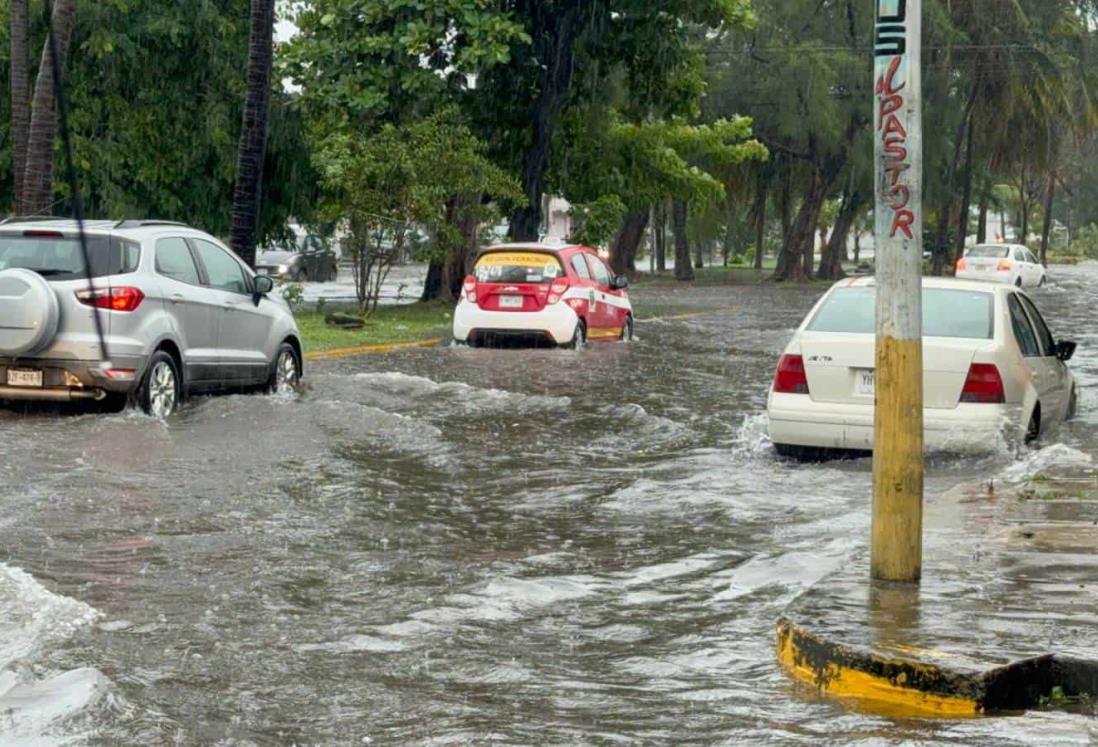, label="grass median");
[295,302,453,353]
